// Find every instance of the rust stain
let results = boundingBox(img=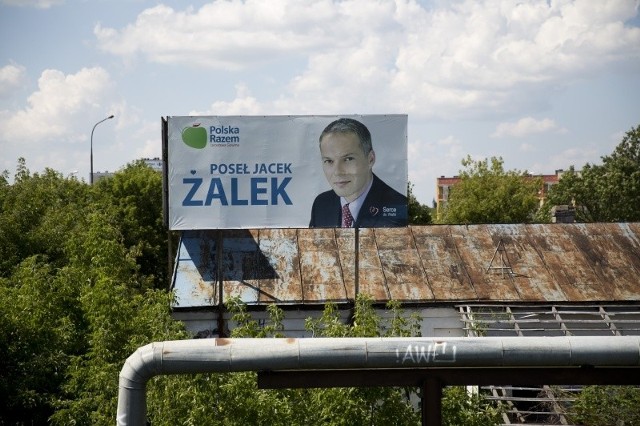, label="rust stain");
[299,229,346,302]
[173,223,640,307]
[413,226,477,300]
